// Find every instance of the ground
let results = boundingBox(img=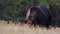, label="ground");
[0,20,60,34]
